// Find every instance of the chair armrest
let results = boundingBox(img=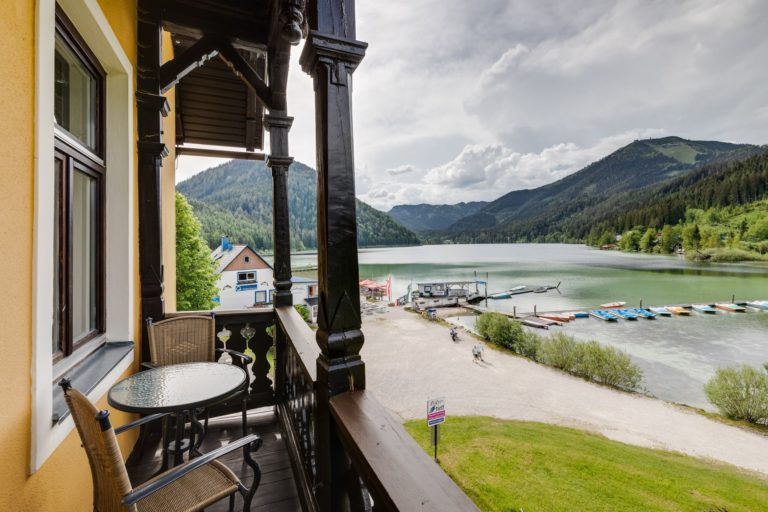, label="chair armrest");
[216,347,253,365]
[114,413,170,435]
[122,434,262,506]
[141,361,158,370]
